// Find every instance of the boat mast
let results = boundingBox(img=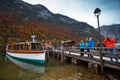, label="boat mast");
[31,35,36,42]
